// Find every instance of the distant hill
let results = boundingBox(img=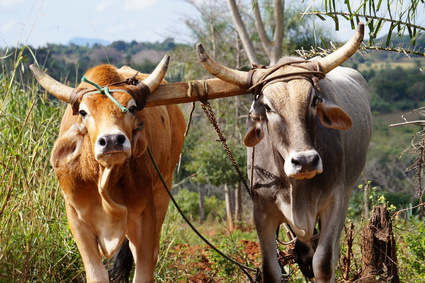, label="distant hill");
[68,37,110,47]
[374,32,425,50]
